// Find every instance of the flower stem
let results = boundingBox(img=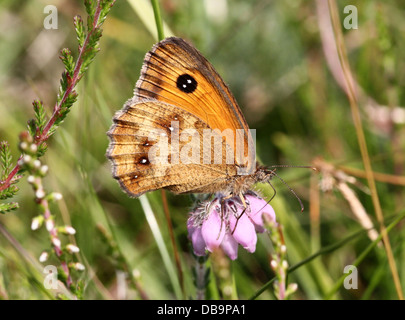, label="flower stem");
[327,0,403,300]
[151,0,165,41]
[0,159,21,192]
[0,0,112,193]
